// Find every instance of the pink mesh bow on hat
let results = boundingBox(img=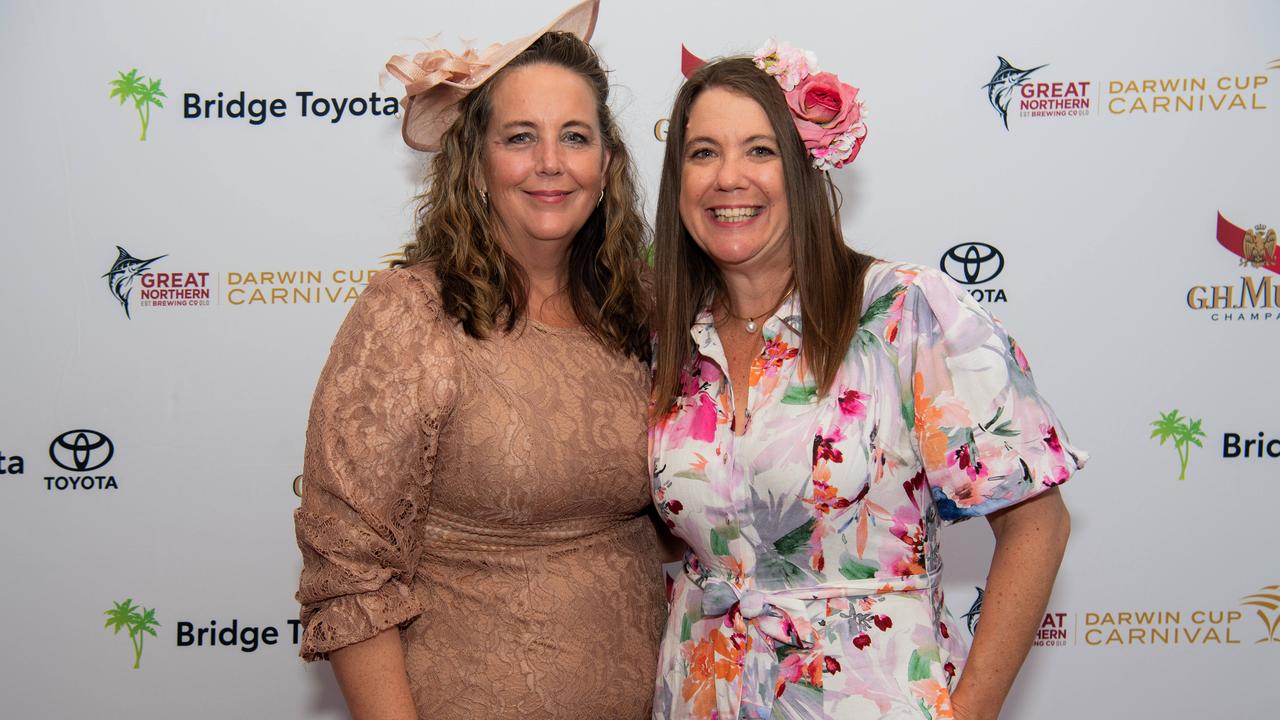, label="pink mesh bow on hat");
[385,0,600,152]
